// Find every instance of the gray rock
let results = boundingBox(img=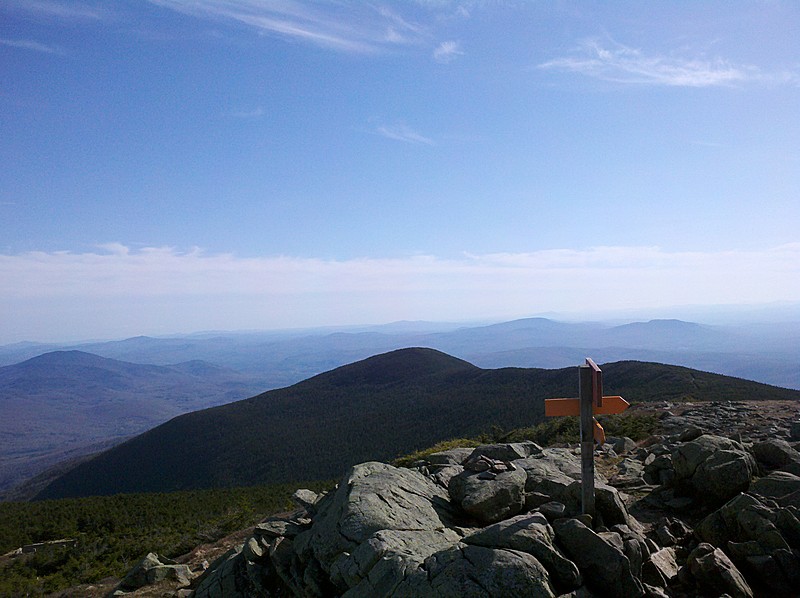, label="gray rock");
[449,466,527,524]
[696,493,763,547]
[773,548,800,586]
[695,491,800,594]
[672,435,737,479]
[425,447,475,466]
[641,547,678,588]
[554,518,644,598]
[611,524,650,554]
[520,448,583,481]
[119,552,163,590]
[563,481,638,530]
[775,508,800,547]
[693,449,756,504]
[698,492,791,551]
[242,536,264,561]
[192,546,246,598]
[295,462,455,571]
[753,439,800,476]
[727,539,766,560]
[776,489,800,508]
[118,552,192,591]
[608,436,637,455]
[539,501,567,521]
[466,442,542,463]
[464,513,581,592]
[292,488,320,514]
[622,538,645,580]
[610,458,646,488]
[672,435,756,505]
[653,517,692,548]
[429,464,464,489]
[395,544,557,597]
[555,587,600,598]
[687,542,753,598]
[330,528,461,596]
[269,535,303,595]
[524,465,578,506]
[742,550,798,596]
[596,483,639,529]
[254,517,309,540]
[678,425,704,442]
[519,448,606,510]
[643,454,673,486]
[751,471,800,505]
[641,583,670,598]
